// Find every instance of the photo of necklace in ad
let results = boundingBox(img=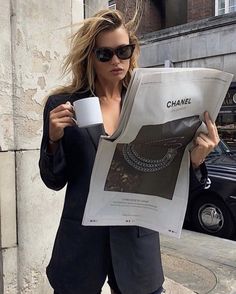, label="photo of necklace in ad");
[104,115,202,200]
